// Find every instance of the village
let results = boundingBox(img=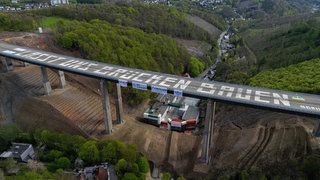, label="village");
[0,142,112,179]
